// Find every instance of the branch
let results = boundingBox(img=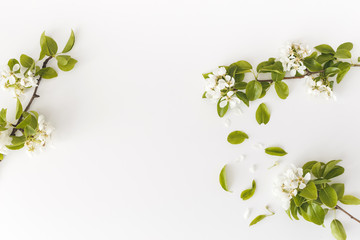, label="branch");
[256,64,360,83]
[10,56,53,136]
[257,70,323,83]
[335,205,360,223]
